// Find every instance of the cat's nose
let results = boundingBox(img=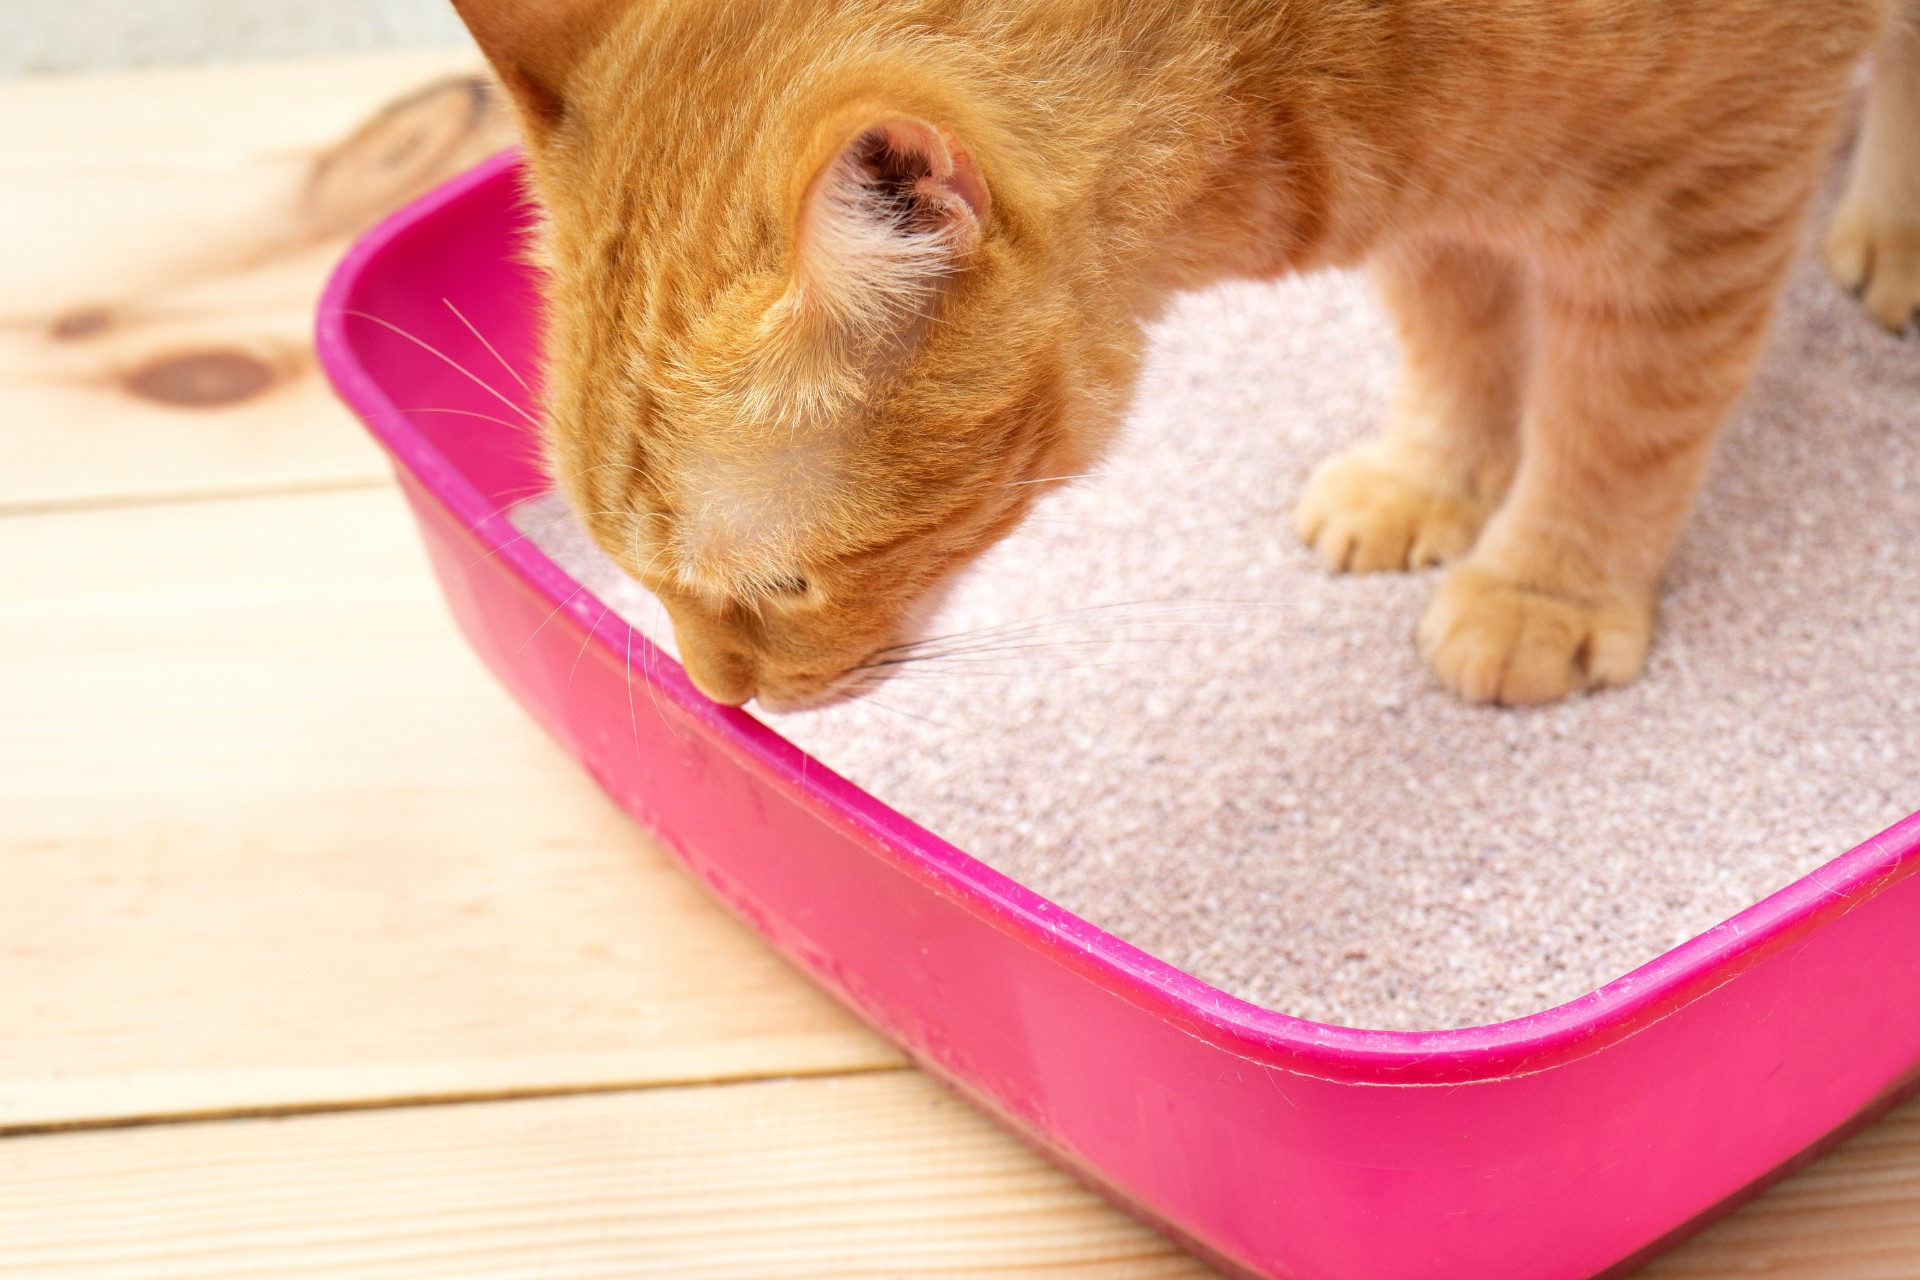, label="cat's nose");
[679,642,756,707]
[660,601,758,706]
